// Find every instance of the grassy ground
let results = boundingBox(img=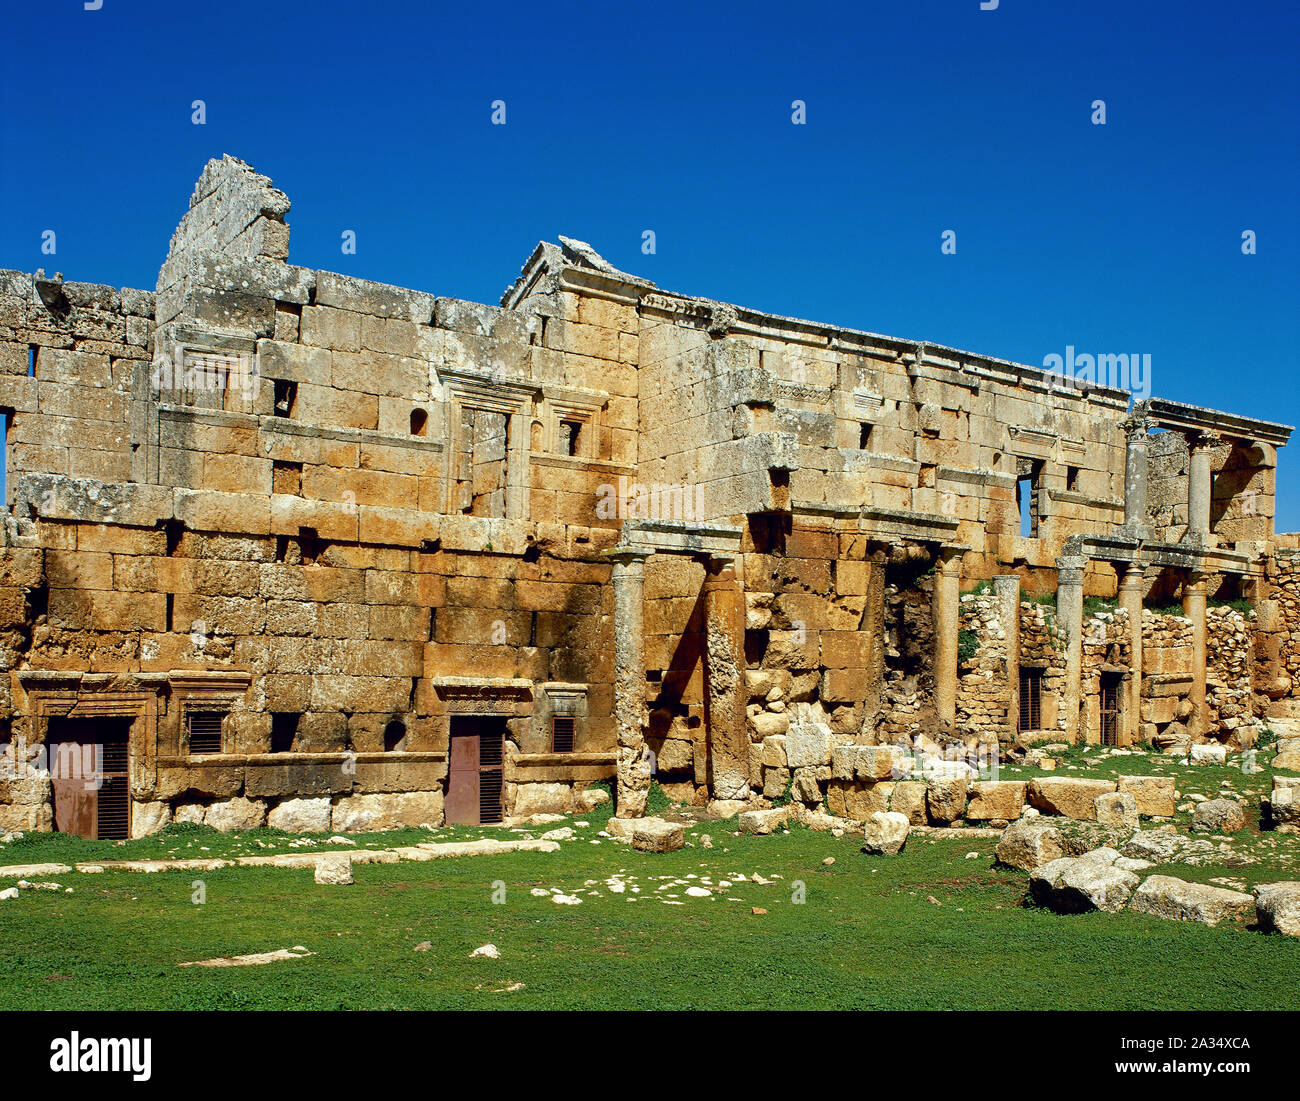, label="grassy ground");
[3,806,1298,1011]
